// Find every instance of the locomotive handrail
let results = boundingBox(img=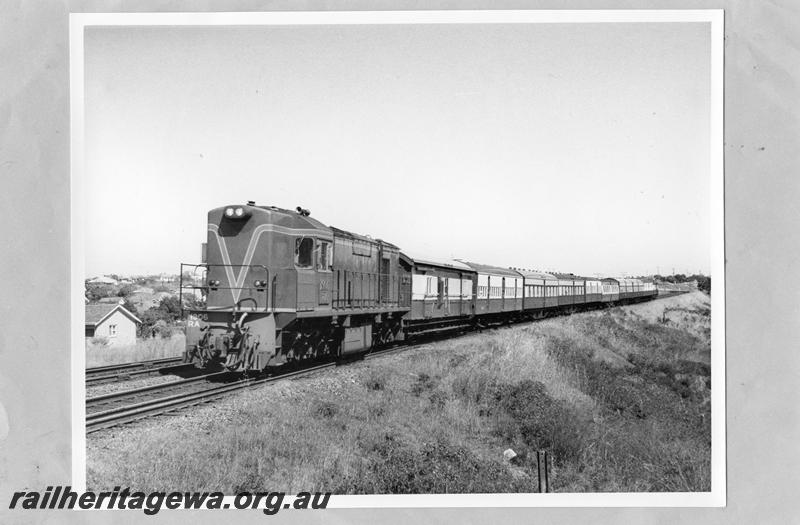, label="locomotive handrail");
[179,263,272,313]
